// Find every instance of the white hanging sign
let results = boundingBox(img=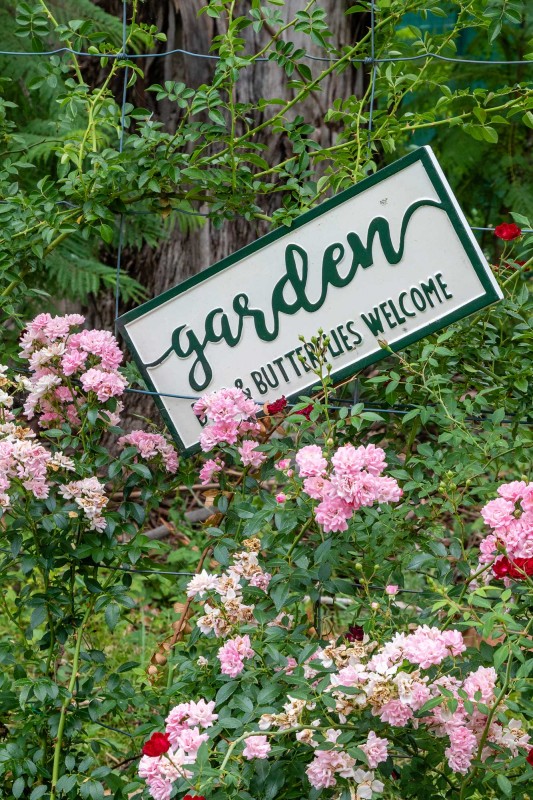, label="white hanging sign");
[117,146,502,454]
